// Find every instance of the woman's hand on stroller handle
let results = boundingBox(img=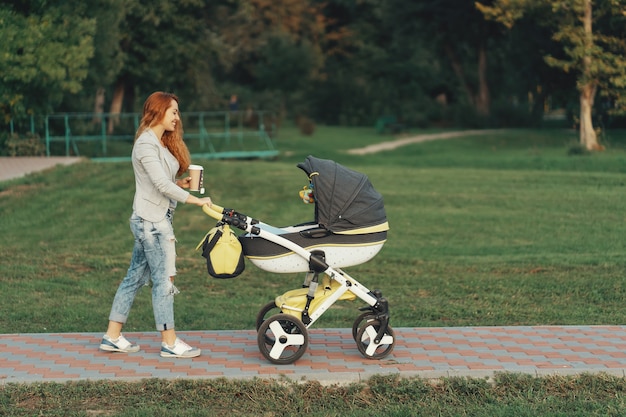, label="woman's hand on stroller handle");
[187,195,213,208]
[202,203,251,231]
[202,202,224,221]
